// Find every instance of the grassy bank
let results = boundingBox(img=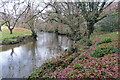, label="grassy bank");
[27,31,119,79]
[0,27,33,45]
